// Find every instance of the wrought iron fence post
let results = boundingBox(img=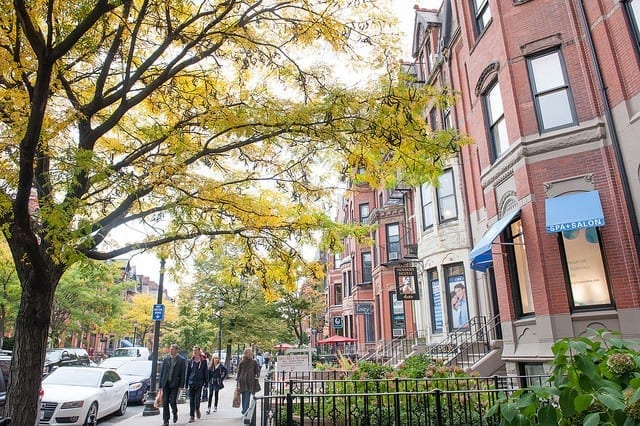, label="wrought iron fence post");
[434,389,443,426]
[286,393,293,425]
[394,378,401,425]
